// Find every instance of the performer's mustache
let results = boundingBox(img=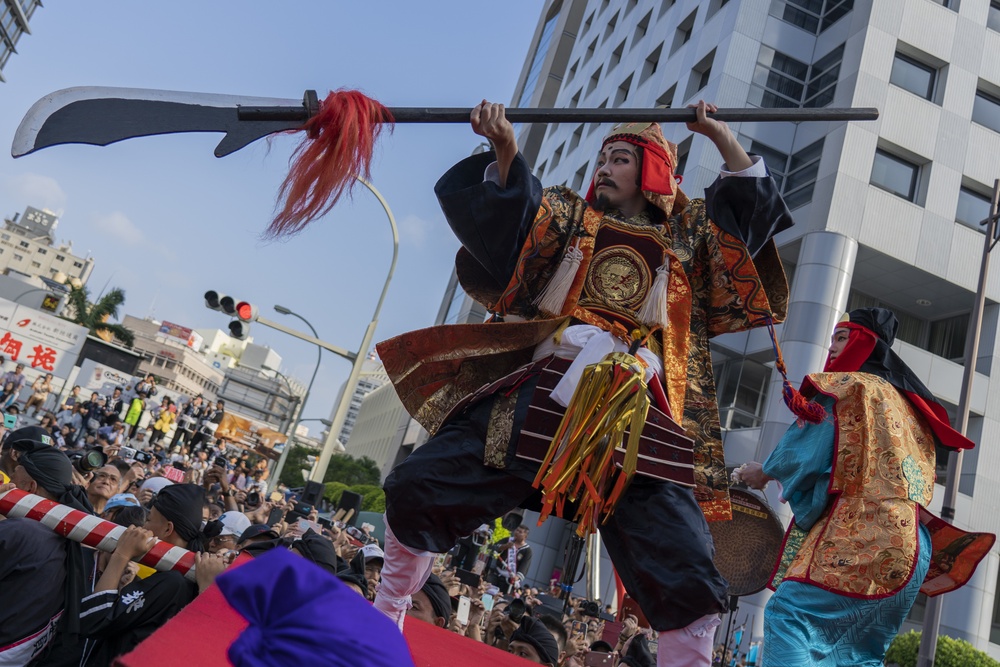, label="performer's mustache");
[596,178,617,189]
